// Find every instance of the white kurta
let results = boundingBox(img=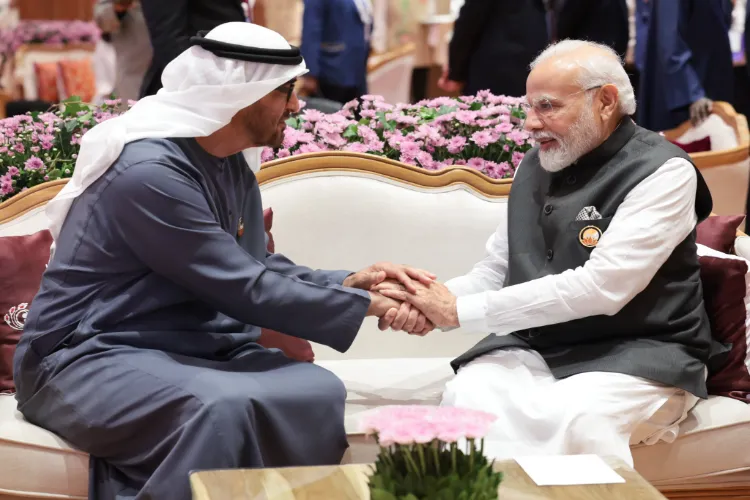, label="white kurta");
[442,157,703,466]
